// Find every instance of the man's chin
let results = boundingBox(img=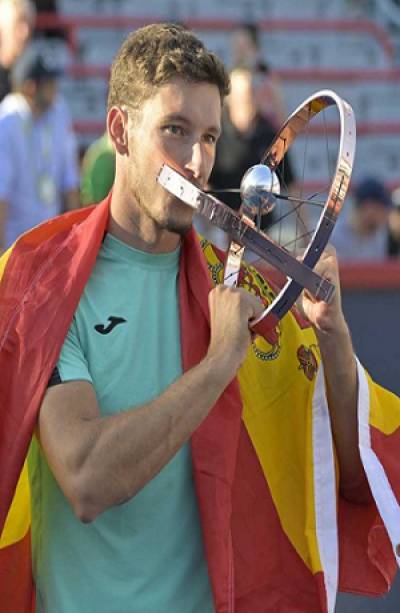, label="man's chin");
[163,202,194,235]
